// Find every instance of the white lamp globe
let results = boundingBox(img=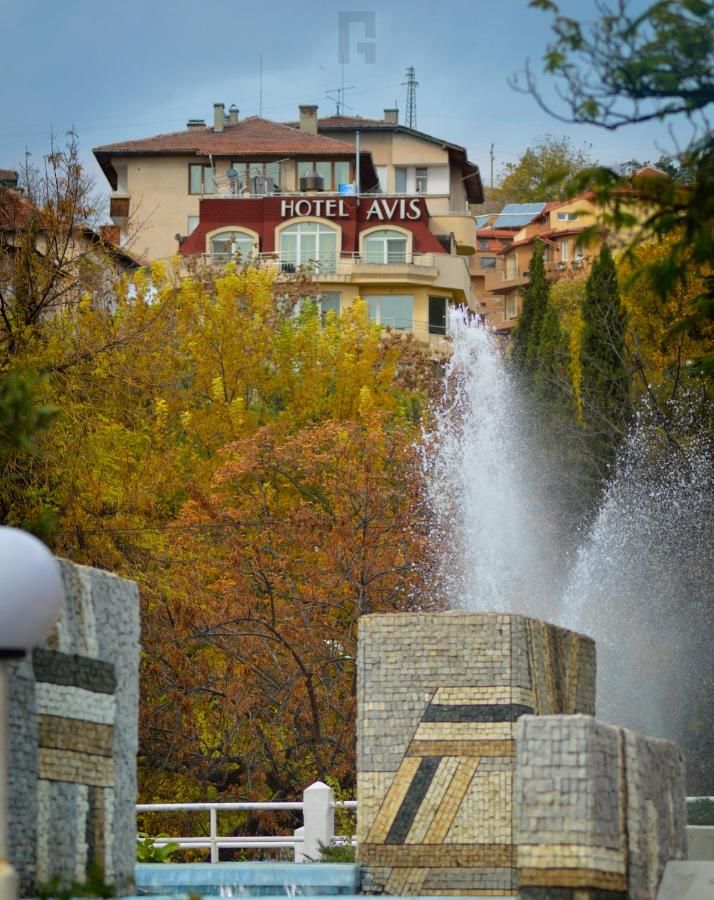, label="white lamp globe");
[0,527,64,655]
